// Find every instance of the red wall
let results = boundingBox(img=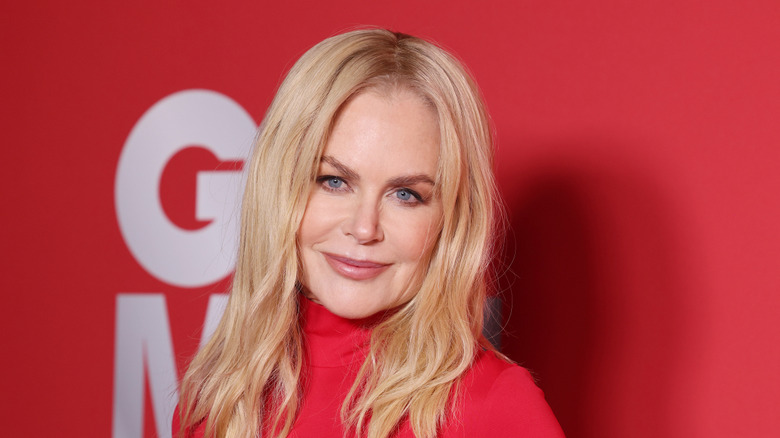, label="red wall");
[3,1,779,437]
